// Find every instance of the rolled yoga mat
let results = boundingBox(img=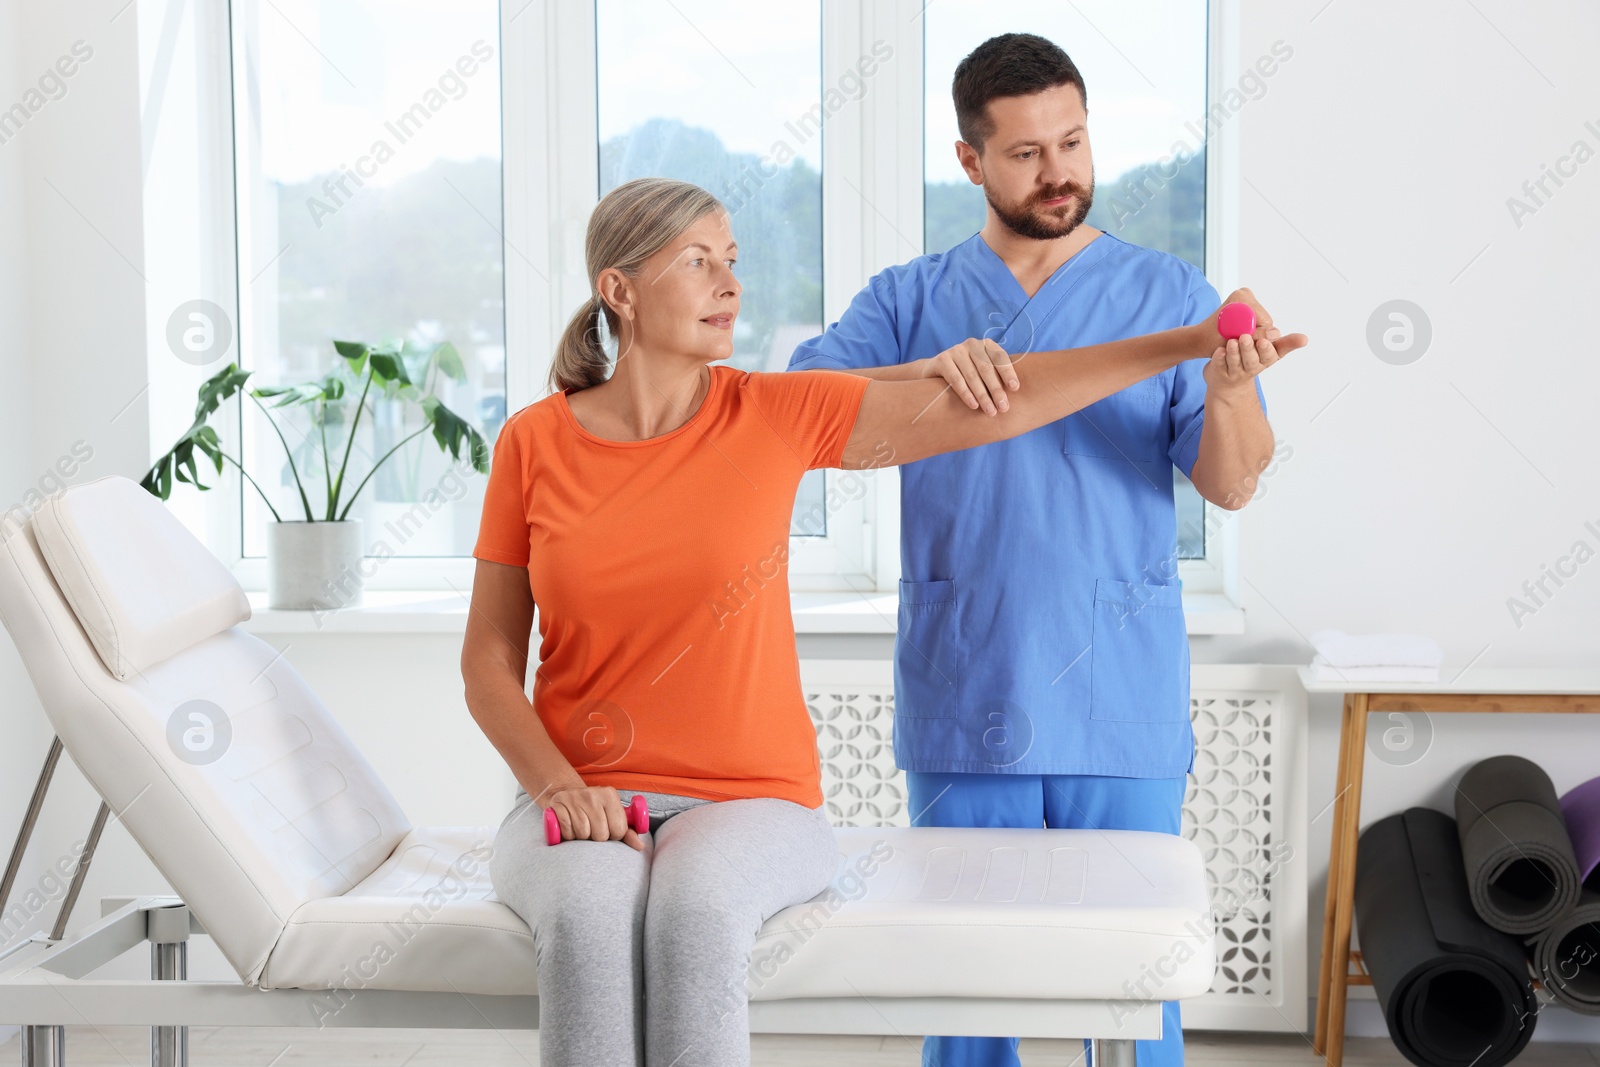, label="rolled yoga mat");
[1530,888,1600,1014]
[1559,774,1600,889]
[1453,754,1582,935]
[1534,777,1600,1014]
[1355,807,1538,1067]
